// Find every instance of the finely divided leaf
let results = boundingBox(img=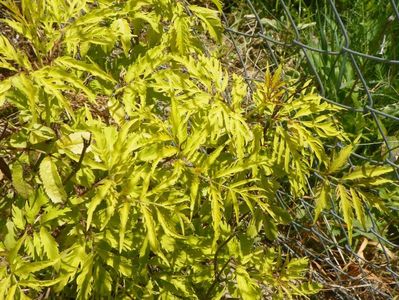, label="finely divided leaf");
[190,5,222,42]
[210,184,223,250]
[337,184,353,244]
[0,79,11,104]
[285,257,309,280]
[55,57,116,83]
[141,205,159,252]
[39,157,67,204]
[313,183,329,222]
[11,163,33,199]
[170,5,191,54]
[39,227,59,261]
[86,180,113,229]
[119,201,130,253]
[342,165,393,181]
[15,259,59,275]
[328,145,352,173]
[350,188,366,229]
[57,131,92,155]
[18,277,63,288]
[236,266,261,300]
[211,0,223,11]
[112,19,132,56]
